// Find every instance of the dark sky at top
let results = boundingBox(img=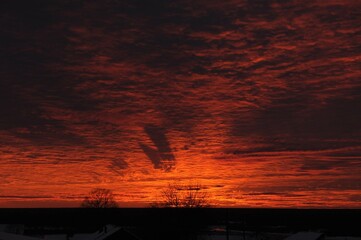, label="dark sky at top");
[0,0,360,207]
